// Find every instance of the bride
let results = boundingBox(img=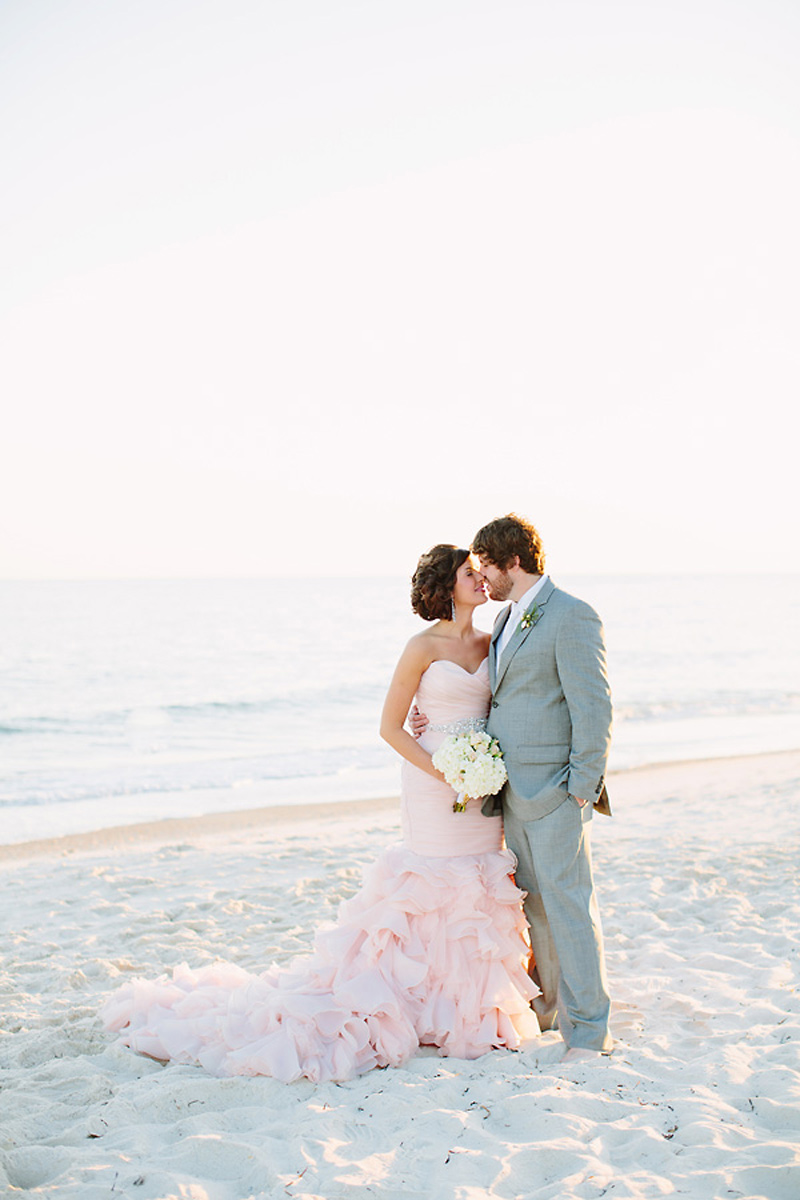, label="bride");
[102,545,540,1081]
